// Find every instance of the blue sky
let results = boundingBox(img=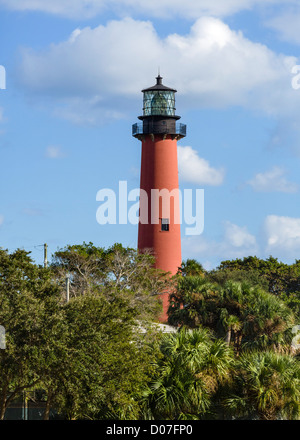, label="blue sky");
[1,0,300,269]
